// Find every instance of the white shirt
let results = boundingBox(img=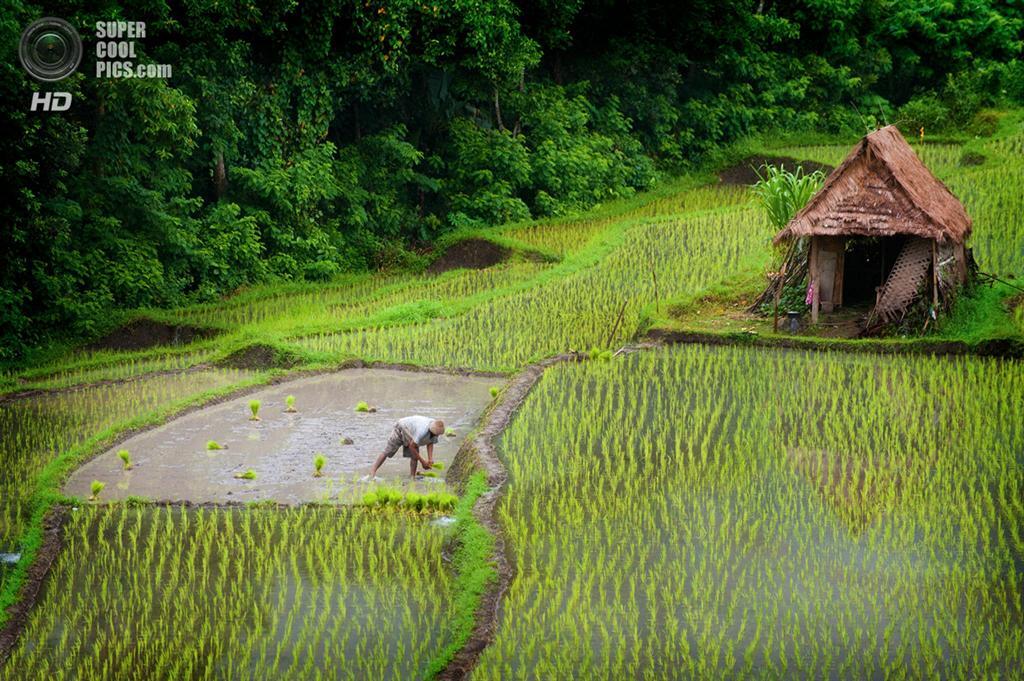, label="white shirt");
[397,415,439,446]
